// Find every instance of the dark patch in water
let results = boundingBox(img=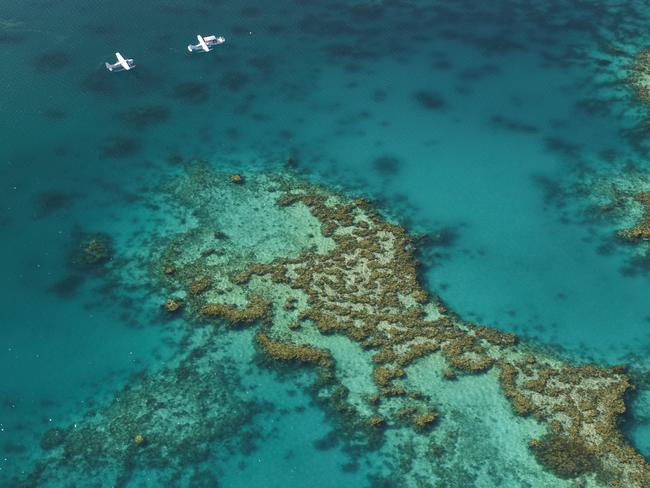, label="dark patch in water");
[0,31,27,44]
[42,108,66,120]
[454,85,473,96]
[348,3,384,21]
[117,105,170,128]
[2,442,27,454]
[299,15,351,36]
[575,98,610,117]
[80,70,115,95]
[167,153,183,165]
[620,253,650,277]
[248,56,274,74]
[47,275,85,298]
[173,82,210,104]
[240,6,260,17]
[239,430,260,455]
[489,115,538,134]
[543,137,581,159]
[324,43,376,61]
[372,156,400,175]
[372,89,387,102]
[457,64,500,82]
[34,191,77,218]
[413,226,460,272]
[267,23,287,35]
[414,90,447,110]
[221,71,250,92]
[418,228,459,249]
[432,59,452,70]
[341,462,359,473]
[598,148,619,163]
[33,50,72,73]
[83,23,119,36]
[596,242,615,256]
[225,127,241,140]
[100,136,142,159]
[532,174,566,208]
[313,431,338,451]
